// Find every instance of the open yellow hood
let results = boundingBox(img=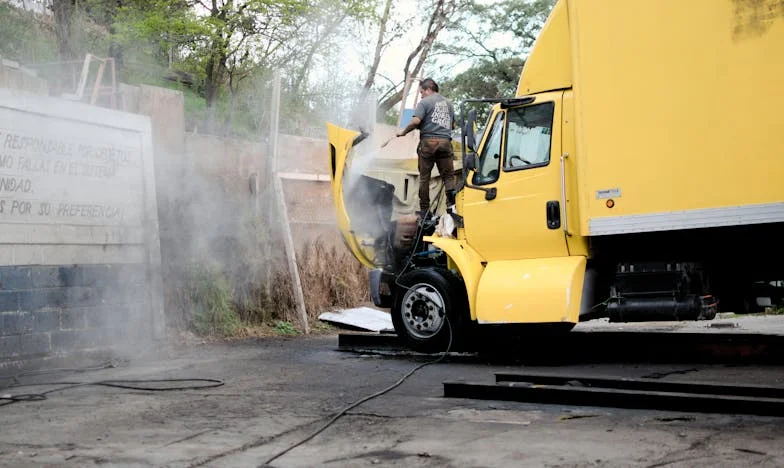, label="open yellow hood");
[327,121,464,269]
[326,122,395,269]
